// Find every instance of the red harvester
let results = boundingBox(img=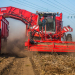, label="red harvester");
[0,6,75,53]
